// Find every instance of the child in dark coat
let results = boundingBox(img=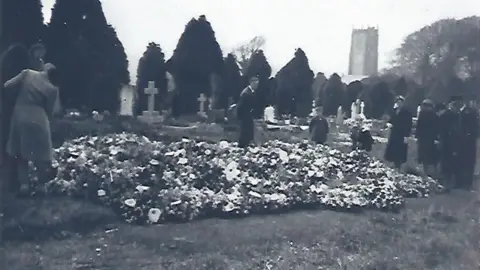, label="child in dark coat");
[351,124,374,152]
[309,107,329,144]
